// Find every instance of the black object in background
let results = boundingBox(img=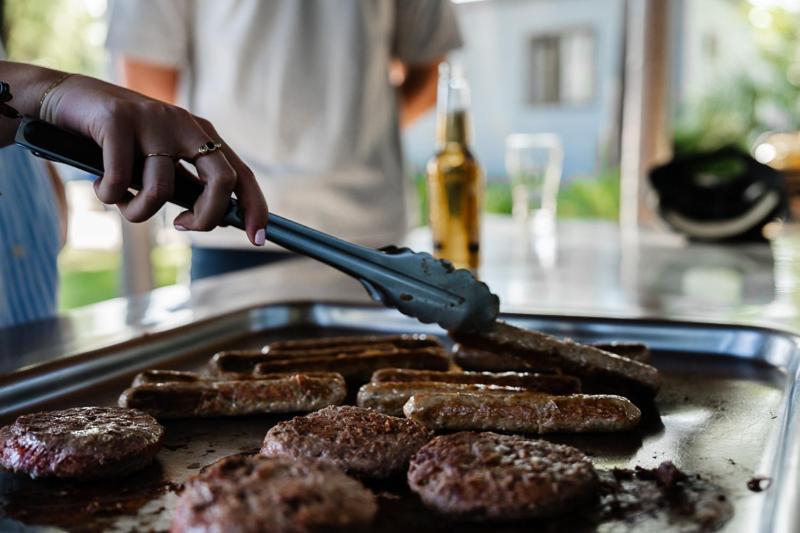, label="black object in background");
[649,146,788,242]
